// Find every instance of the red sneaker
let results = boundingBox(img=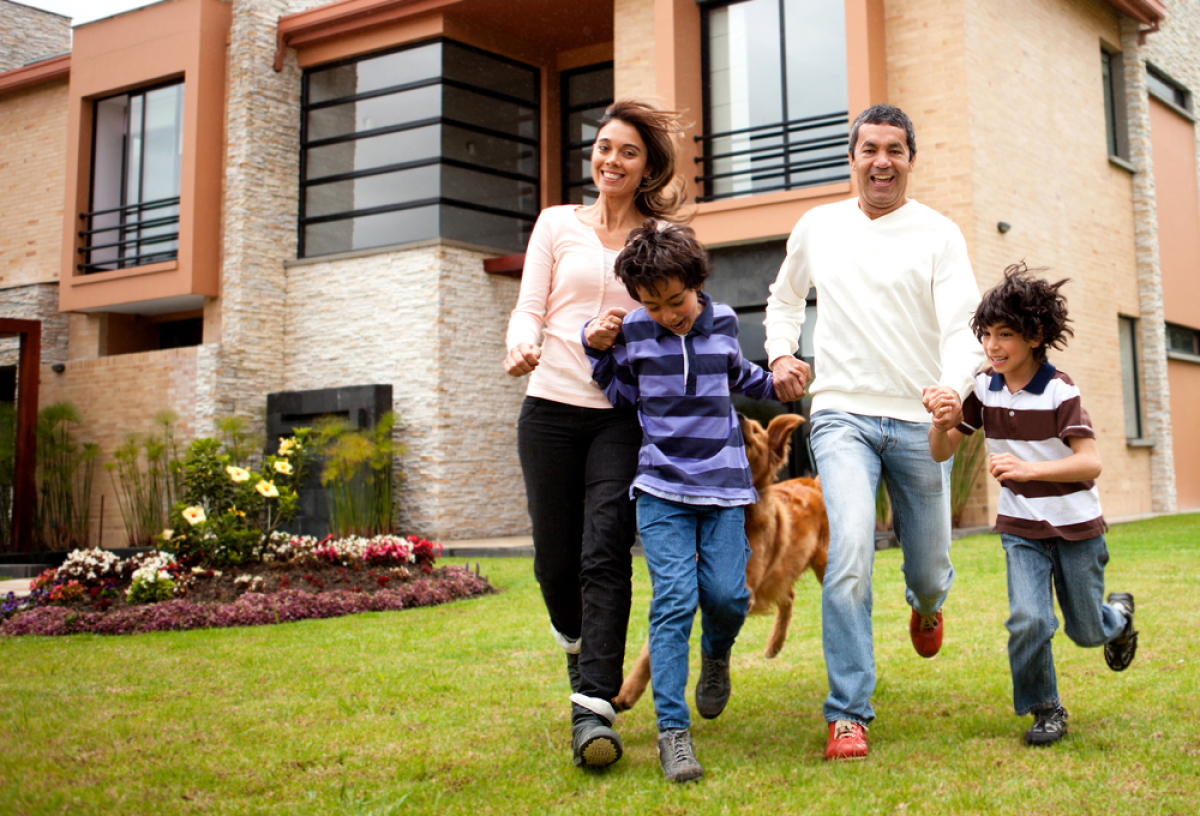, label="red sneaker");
[910,609,944,658]
[825,720,868,761]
